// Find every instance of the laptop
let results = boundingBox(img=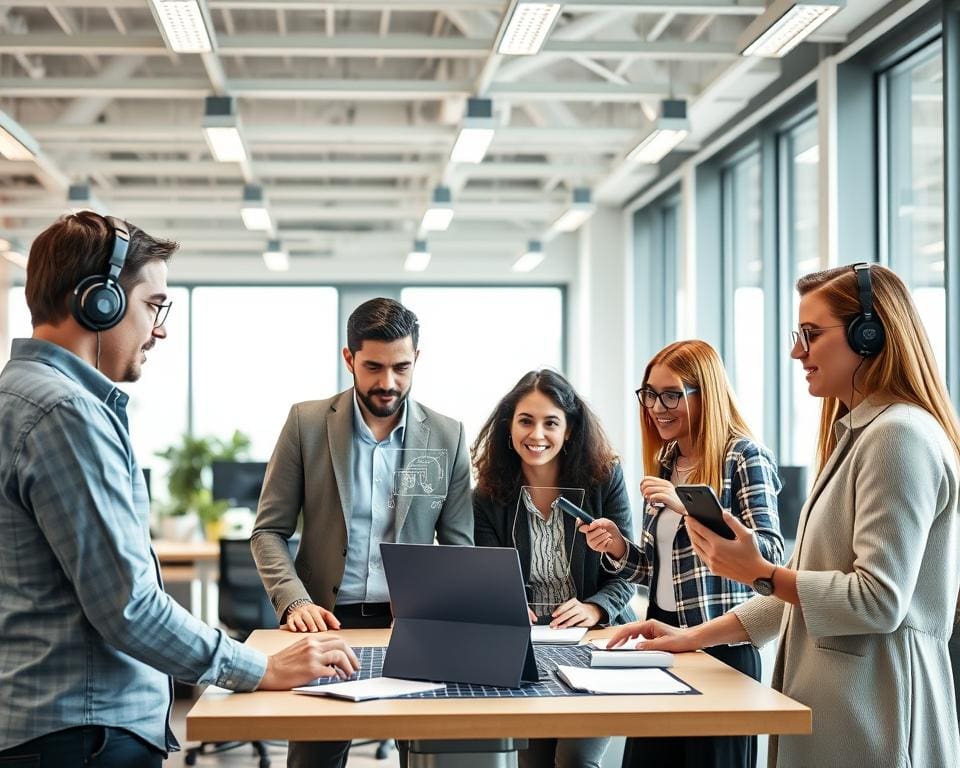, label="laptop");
[380,543,539,688]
